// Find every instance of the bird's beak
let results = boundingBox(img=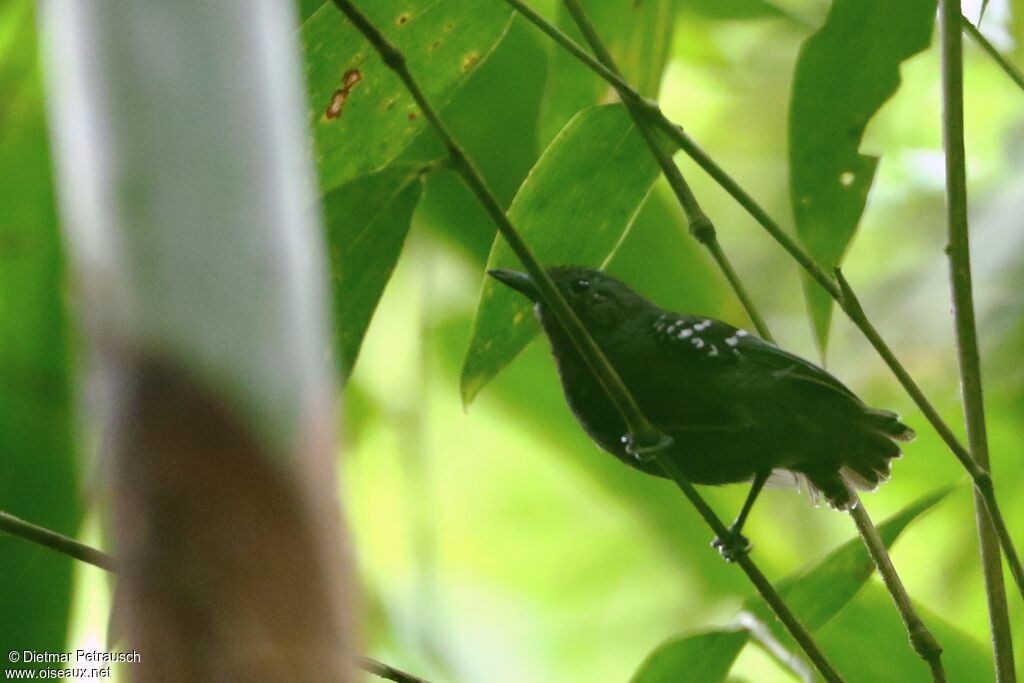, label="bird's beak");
[488,269,540,302]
